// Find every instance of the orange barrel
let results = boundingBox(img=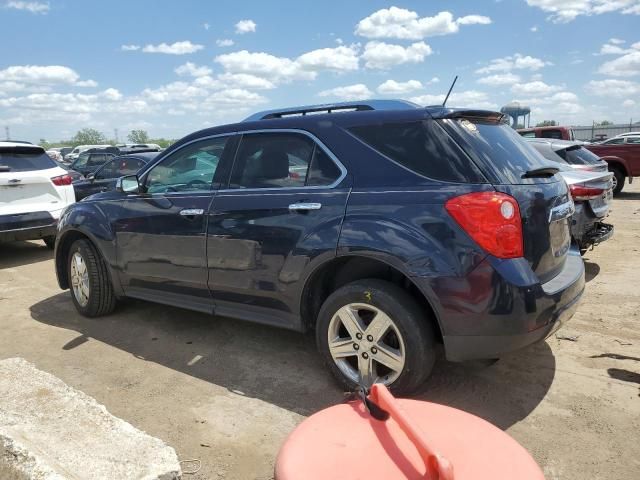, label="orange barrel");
[275,384,545,480]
